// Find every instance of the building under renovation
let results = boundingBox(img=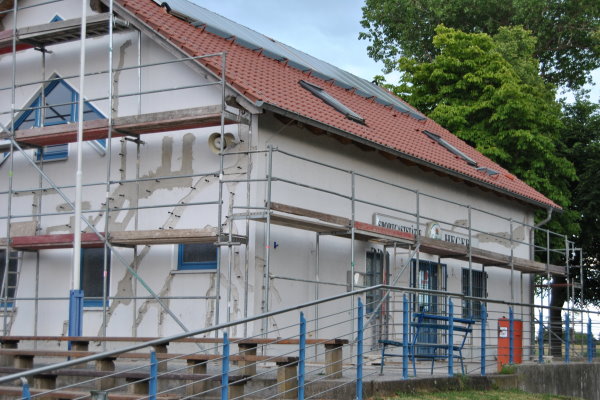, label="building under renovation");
[0,0,578,362]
